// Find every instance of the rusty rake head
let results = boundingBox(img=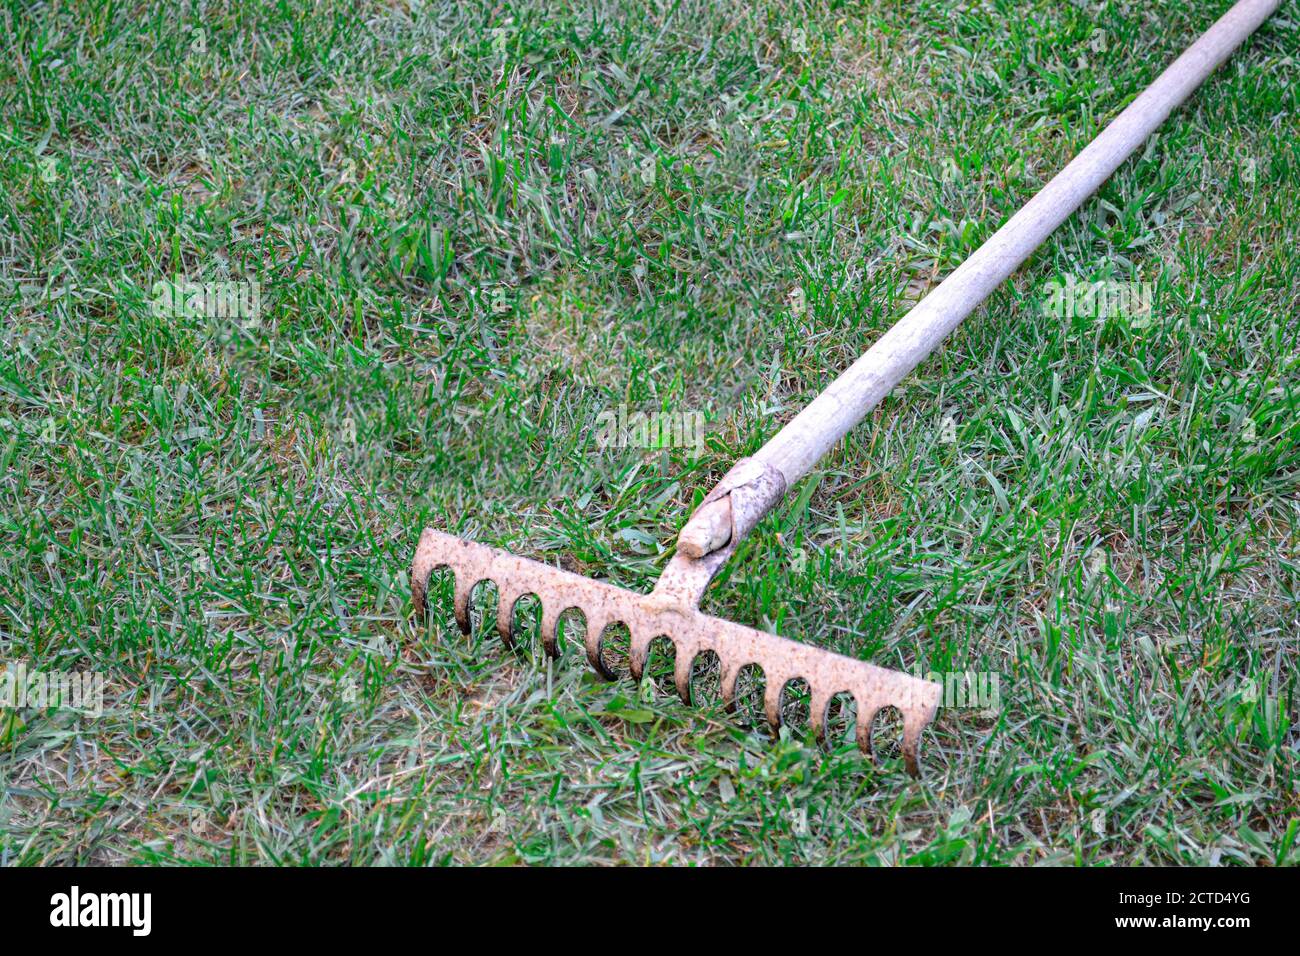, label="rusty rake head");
[412,463,941,774]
